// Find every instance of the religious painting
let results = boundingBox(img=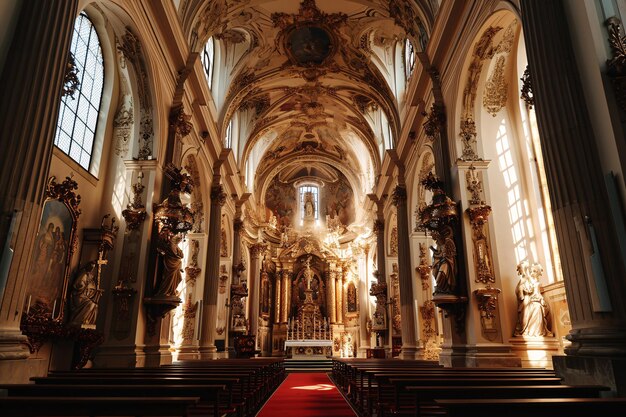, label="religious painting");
[322,173,355,226]
[346,281,358,313]
[260,271,271,318]
[287,26,332,66]
[25,176,80,321]
[265,177,297,228]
